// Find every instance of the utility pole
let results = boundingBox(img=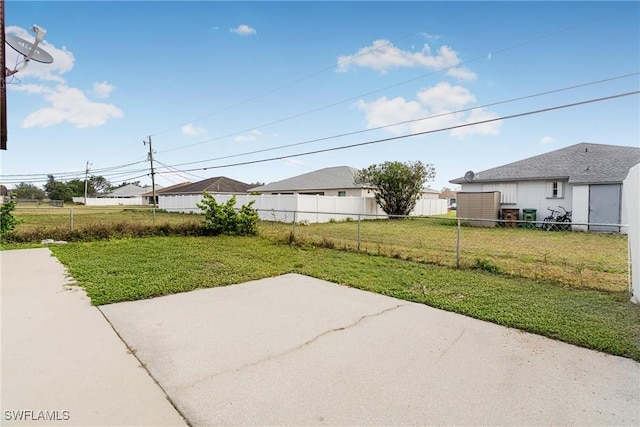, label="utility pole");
[83,160,91,205]
[144,136,157,209]
[1,0,8,150]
